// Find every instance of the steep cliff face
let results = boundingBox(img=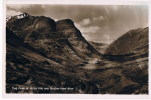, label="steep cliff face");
[7,13,101,67]
[56,19,101,58]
